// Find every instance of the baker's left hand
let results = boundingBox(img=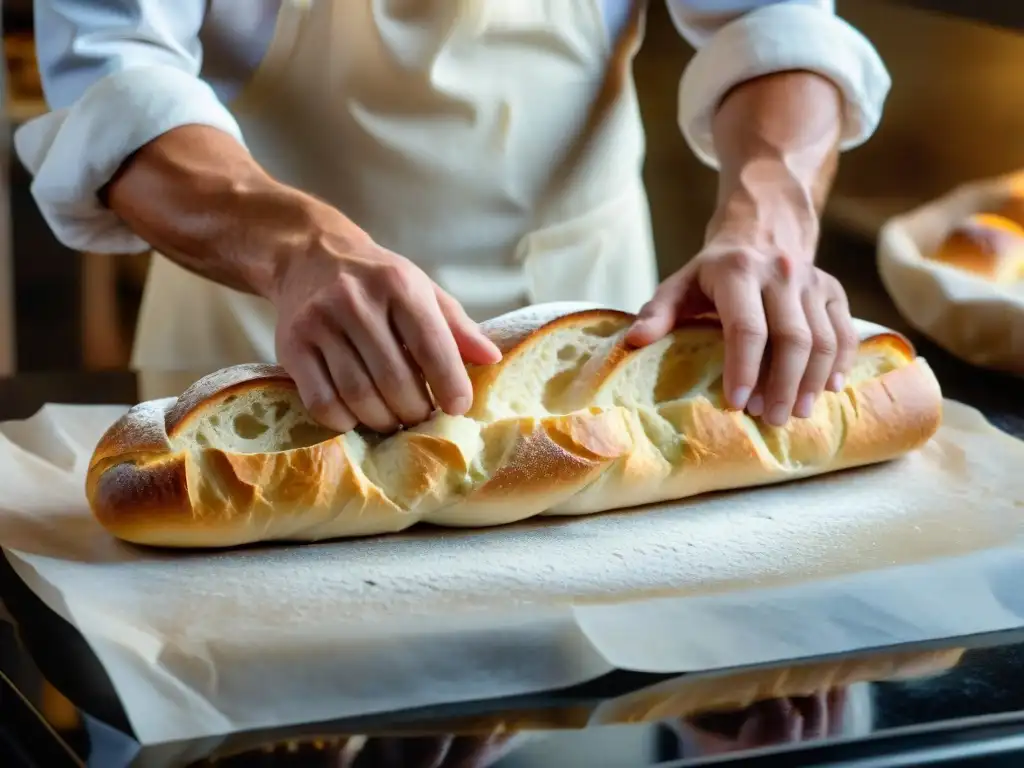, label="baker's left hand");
[626,232,857,427]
